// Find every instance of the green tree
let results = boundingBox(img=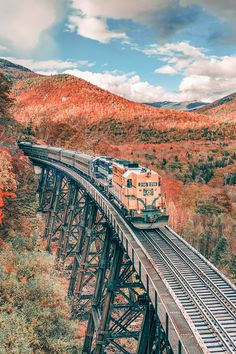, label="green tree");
[161,158,167,168]
[230,255,236,280]
[211,236,229,267]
